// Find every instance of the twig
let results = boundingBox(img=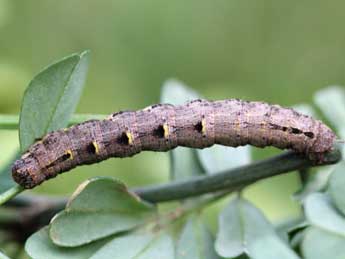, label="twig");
[0,114,106,130]
[0,186,24,206]
[134,149,340,202]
